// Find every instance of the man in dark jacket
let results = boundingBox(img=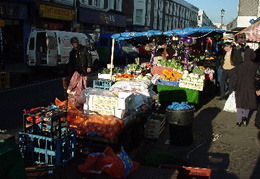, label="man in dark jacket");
[254,64,260,129]
[67,37,92,77]
[218,42,243,100]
